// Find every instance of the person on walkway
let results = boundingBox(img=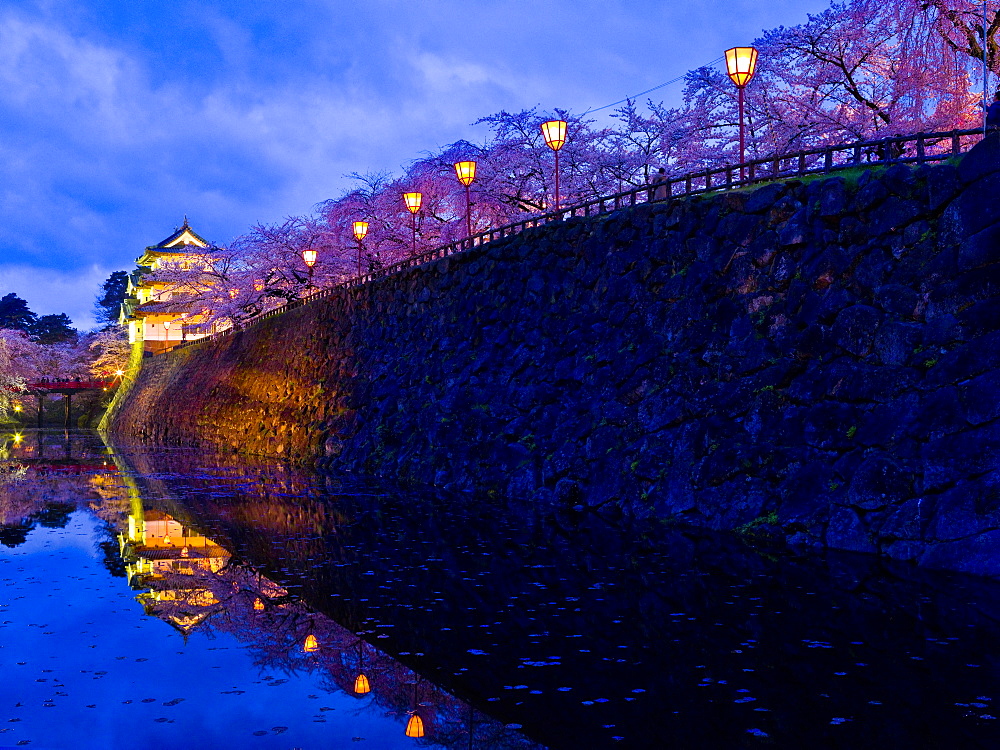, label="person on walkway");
[650,167,669,201]
[987,91,1000,133]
